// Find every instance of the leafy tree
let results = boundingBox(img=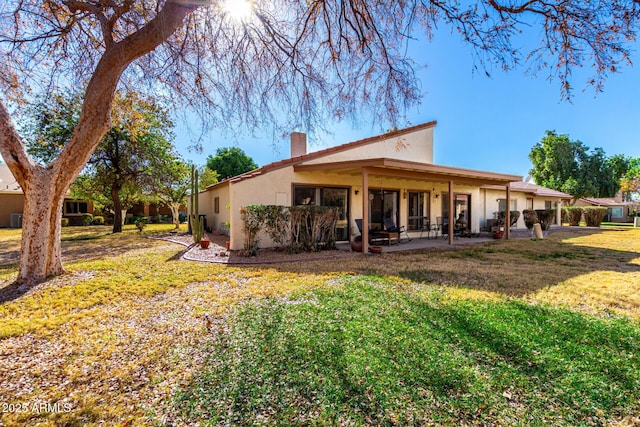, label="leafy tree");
[1,1,638,284]
[199,166,219,191]
[529,131,629,202]
[26,91,179,233]
[206,147,257,180]
[151,159,191,230]
[620,158,640,200]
